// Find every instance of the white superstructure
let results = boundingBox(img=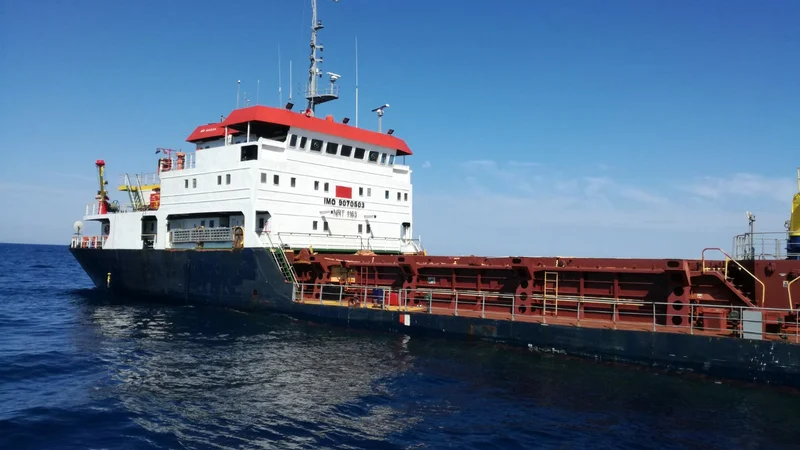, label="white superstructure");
[70,0,422,256]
